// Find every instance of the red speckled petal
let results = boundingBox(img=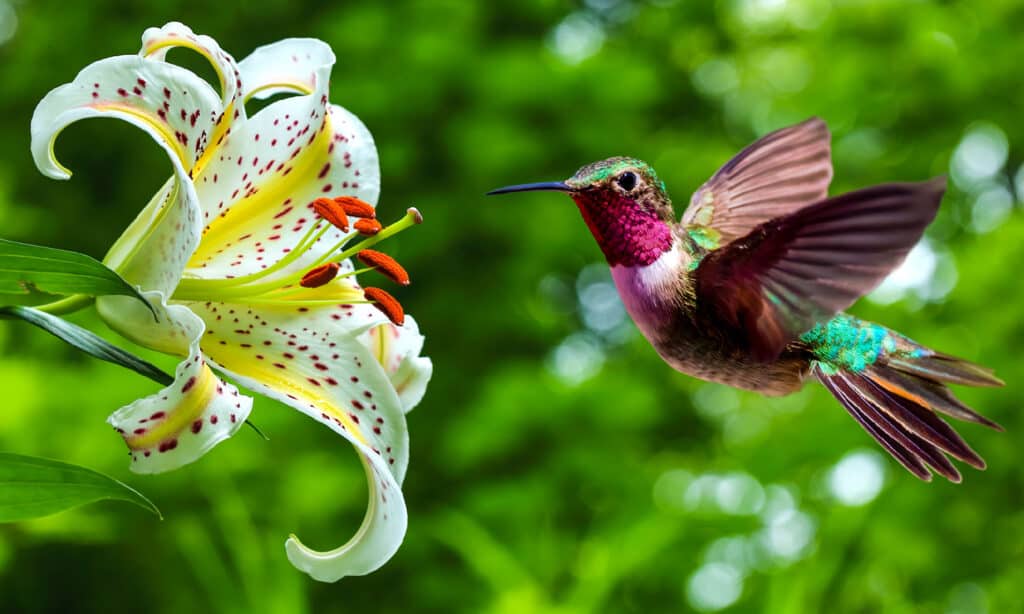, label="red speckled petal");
[185,293,408,581]
[31,55,222,180]
[360,316,432,413]
[238,38,335,101]
[185,97,380,282]
[107,303,252,474]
